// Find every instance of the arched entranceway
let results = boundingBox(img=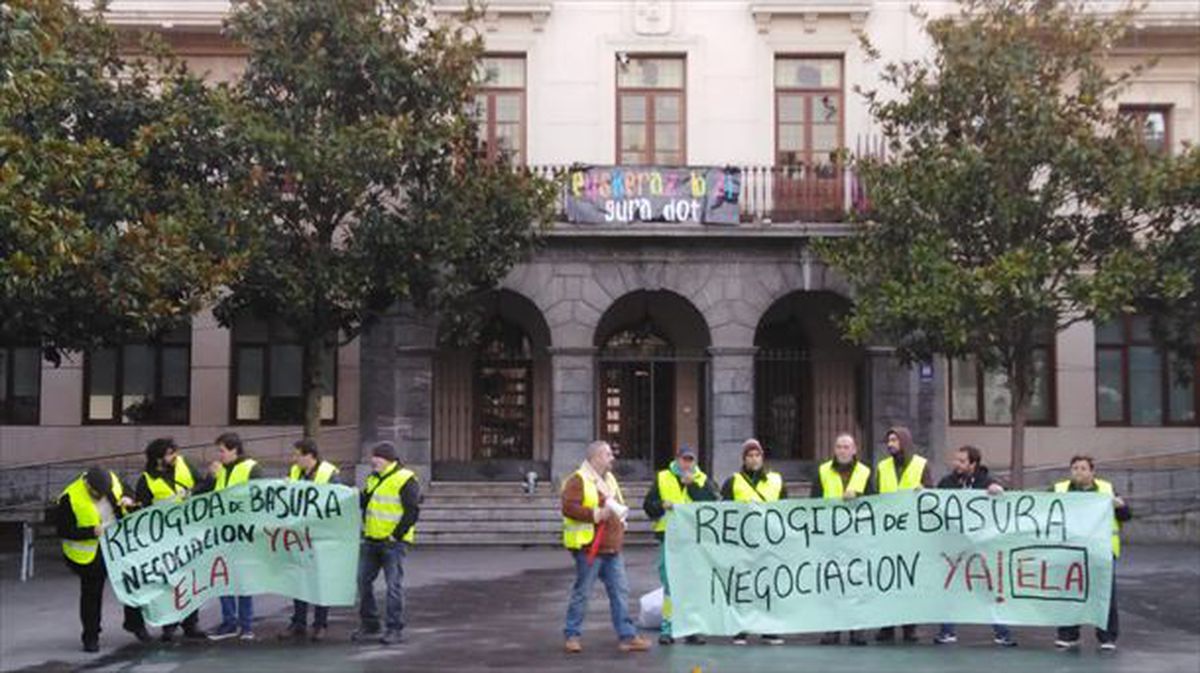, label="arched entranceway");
[432,290,552,480]
[754,291,865,476]
[595,290,710,479]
